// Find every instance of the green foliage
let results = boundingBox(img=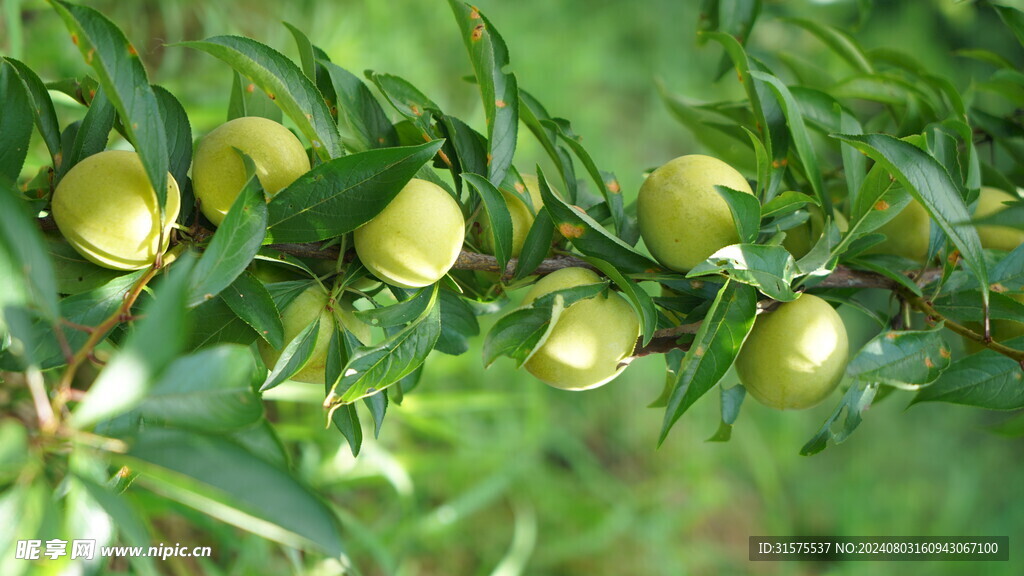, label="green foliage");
[3,0,1024,573]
